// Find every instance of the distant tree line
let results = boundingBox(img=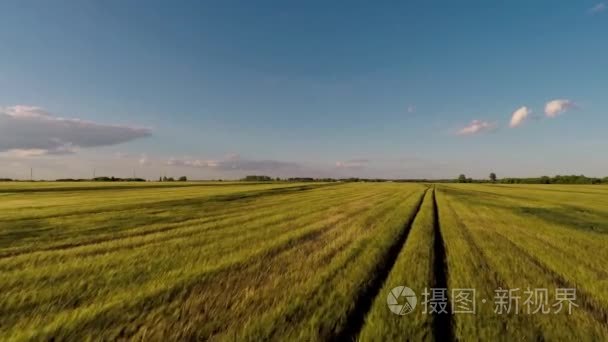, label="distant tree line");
[3,173,608,184]
[241,175,275,181]
[241,176,390,182]
[500,175,607,184]
[158,176,188,182]
[92,177,146,182]
[455,173,608,184]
